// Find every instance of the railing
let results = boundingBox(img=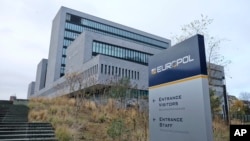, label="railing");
[213,114,250,124]
[230,114,250,123]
